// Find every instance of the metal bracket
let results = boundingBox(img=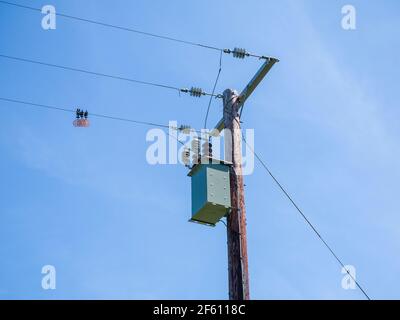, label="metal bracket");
[213,57,279,133]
